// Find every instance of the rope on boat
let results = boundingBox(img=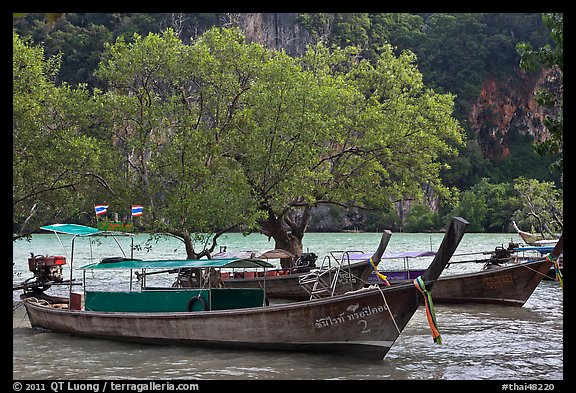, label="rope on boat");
[515,255,563,289]
[13,301,29,327]
[368,257,390,286]
[547,253,563,290]
[374,284,420,361]
[12,301,23,314]
[413,276,442,345]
